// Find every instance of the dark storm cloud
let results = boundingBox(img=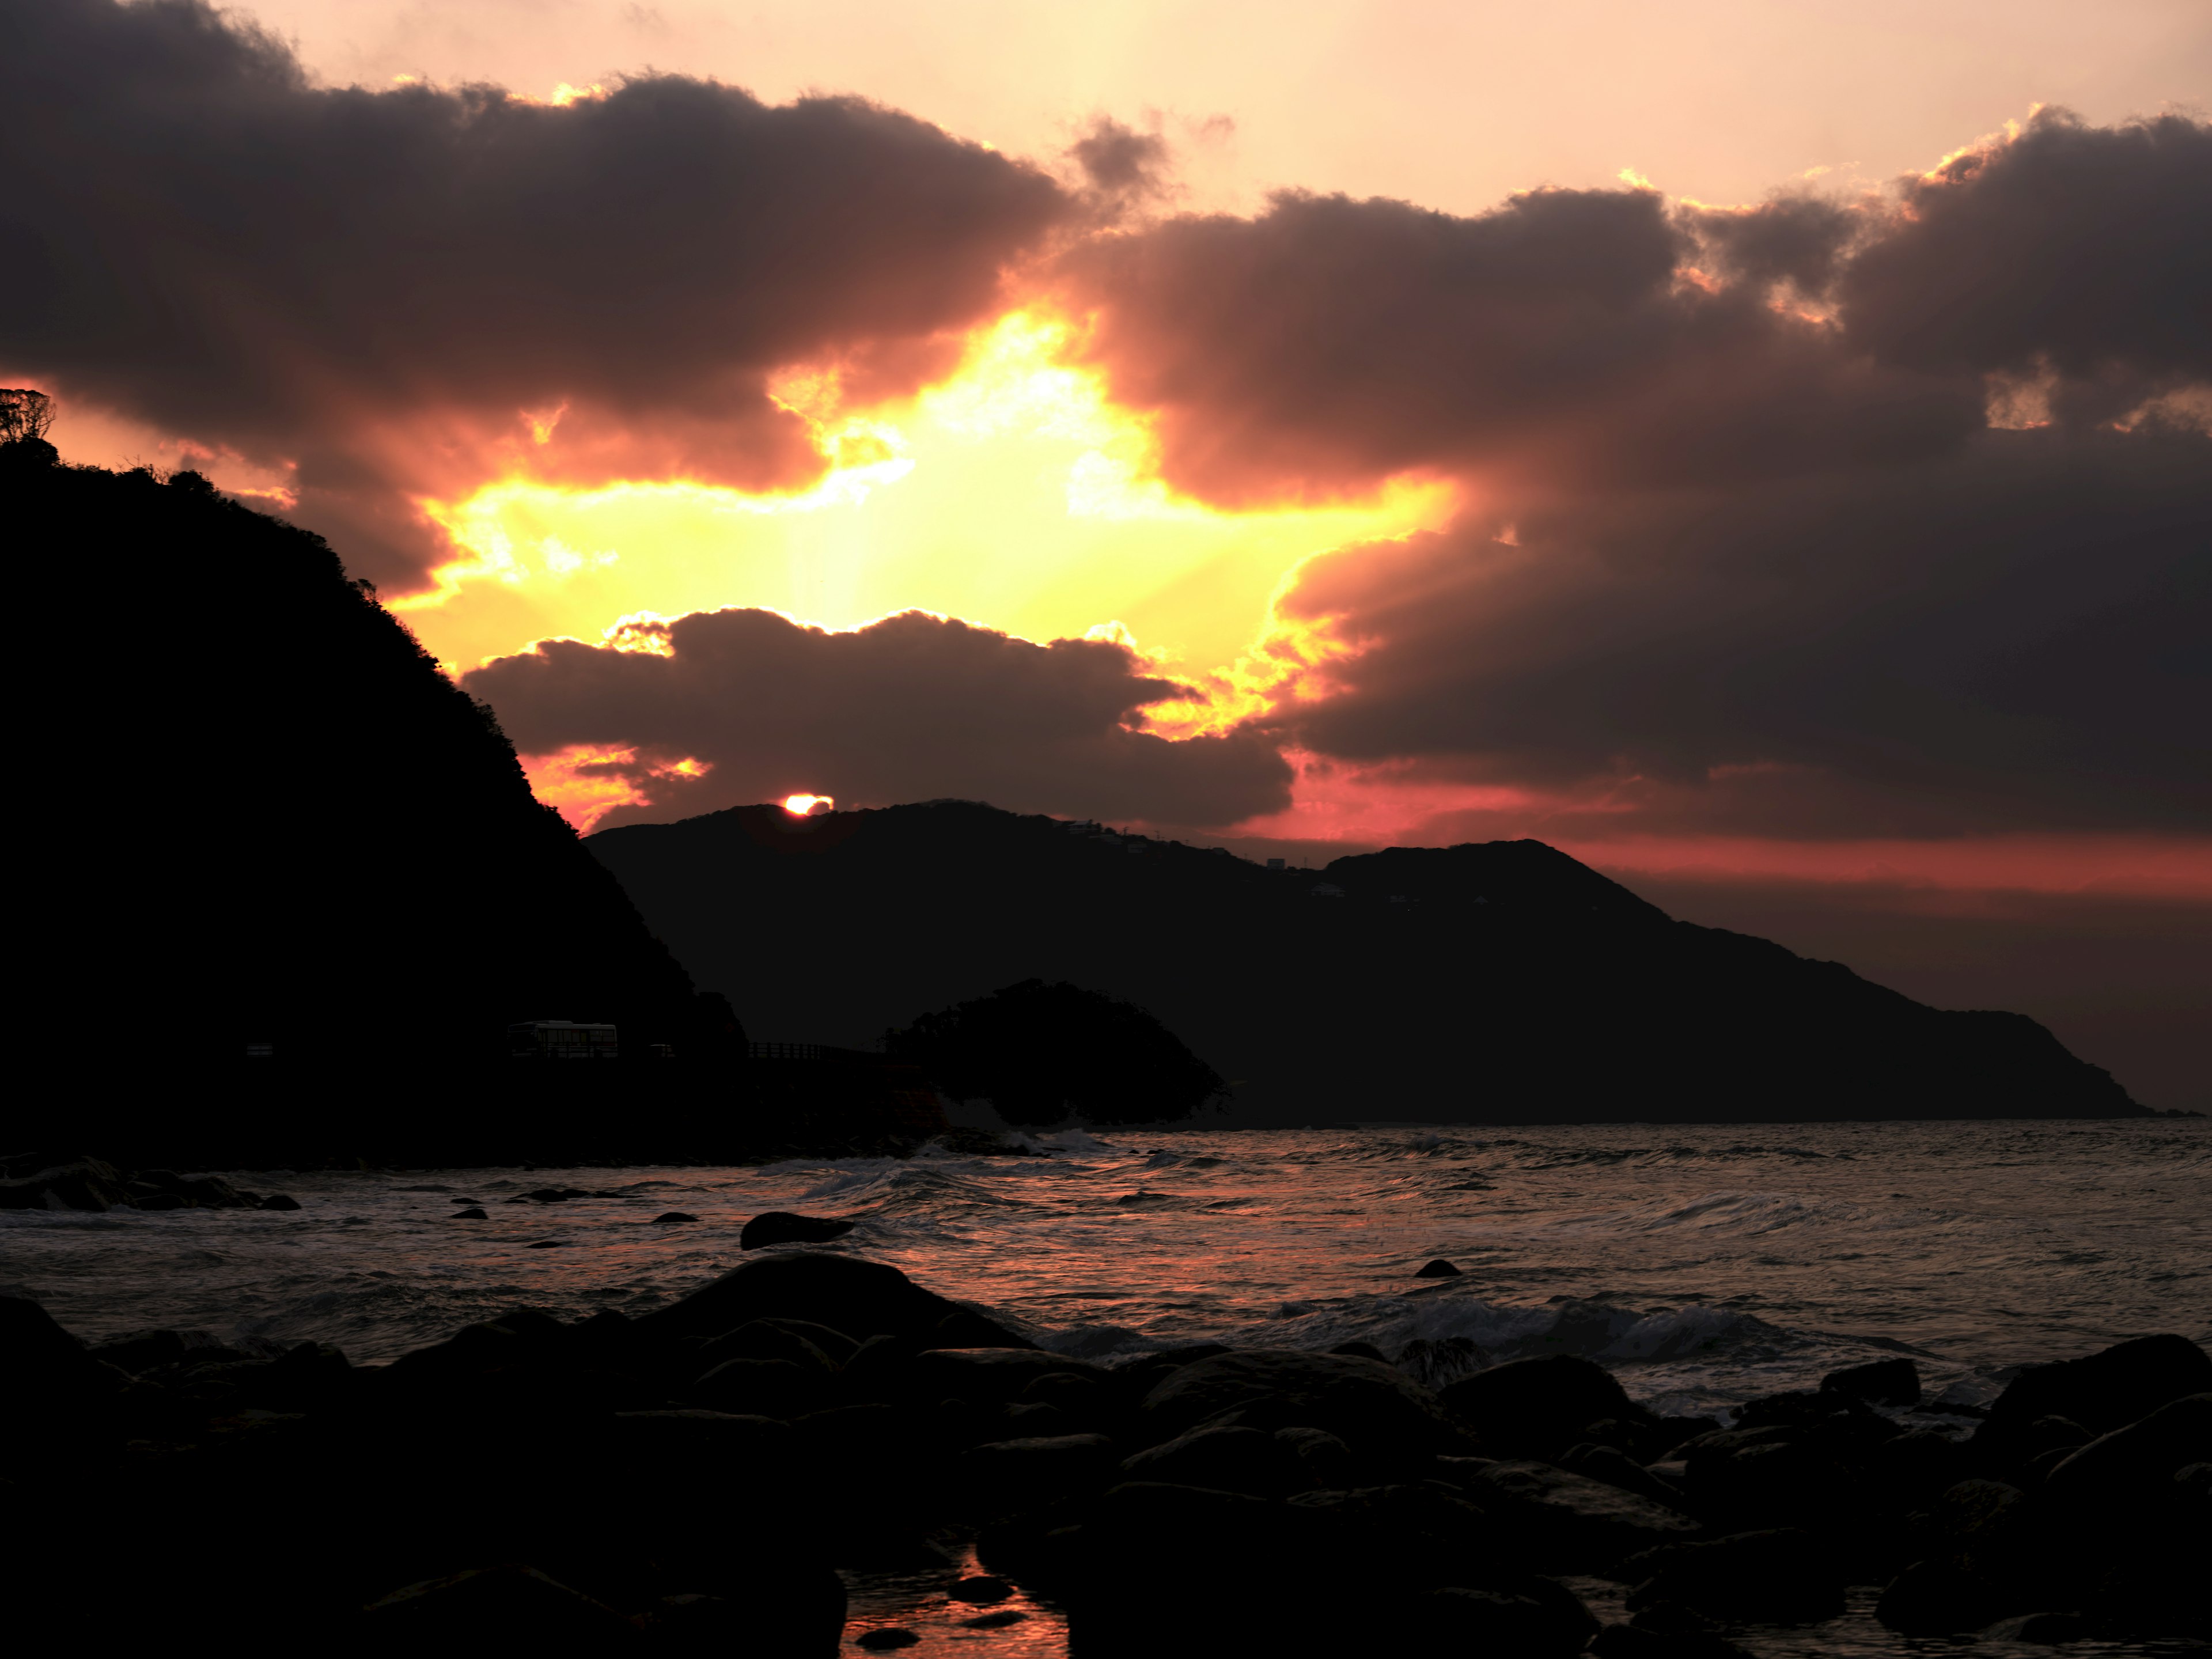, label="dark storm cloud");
[1839,111,2212,407]
[1271,426,2211,835]
[1049,184,1980,503]
[461,608,1294,829]
[1048,109,2212,837]
[0,0,1069,582]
